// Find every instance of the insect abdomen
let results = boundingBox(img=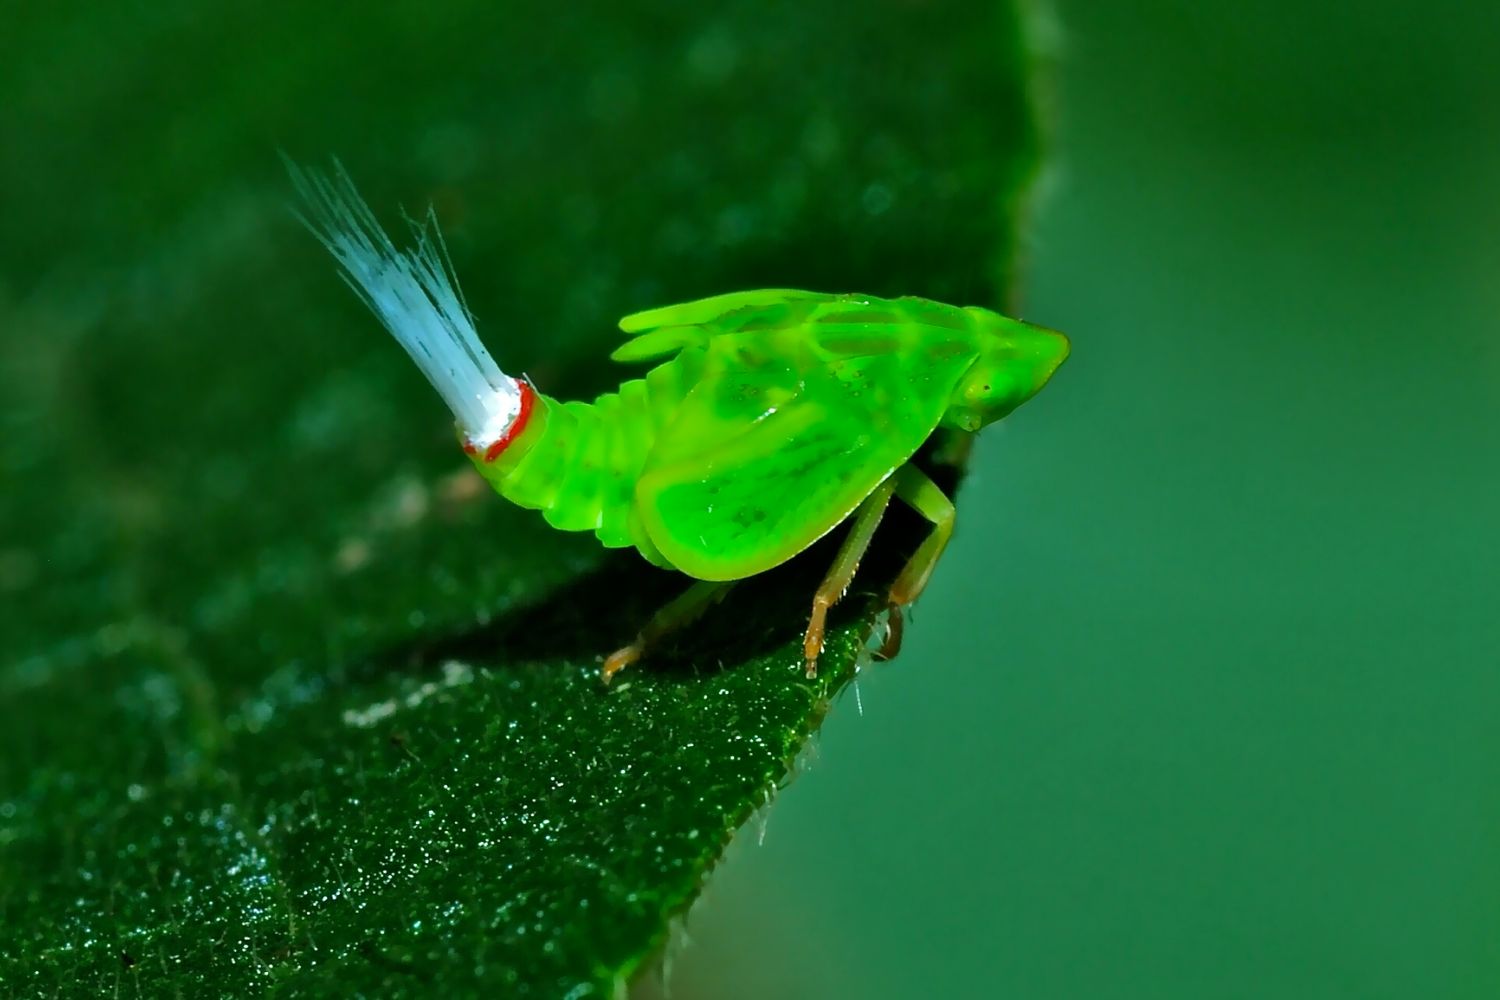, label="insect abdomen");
[472,353,703,570]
